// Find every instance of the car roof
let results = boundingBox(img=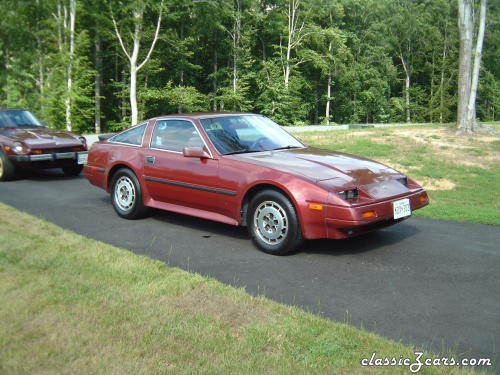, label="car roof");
[150,112,261,121]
